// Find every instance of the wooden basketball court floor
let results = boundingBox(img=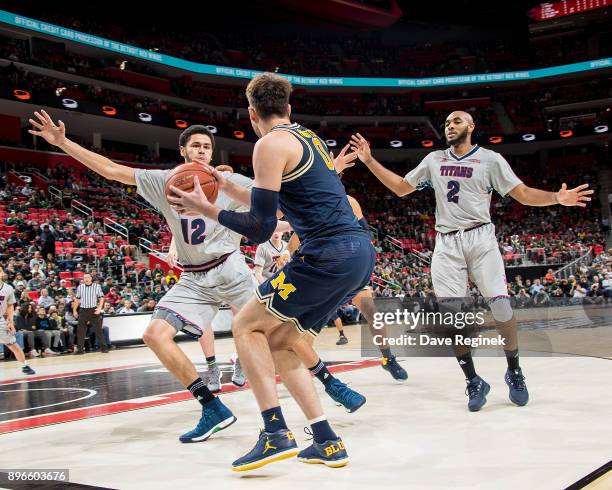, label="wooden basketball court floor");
[0,309,610,490]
